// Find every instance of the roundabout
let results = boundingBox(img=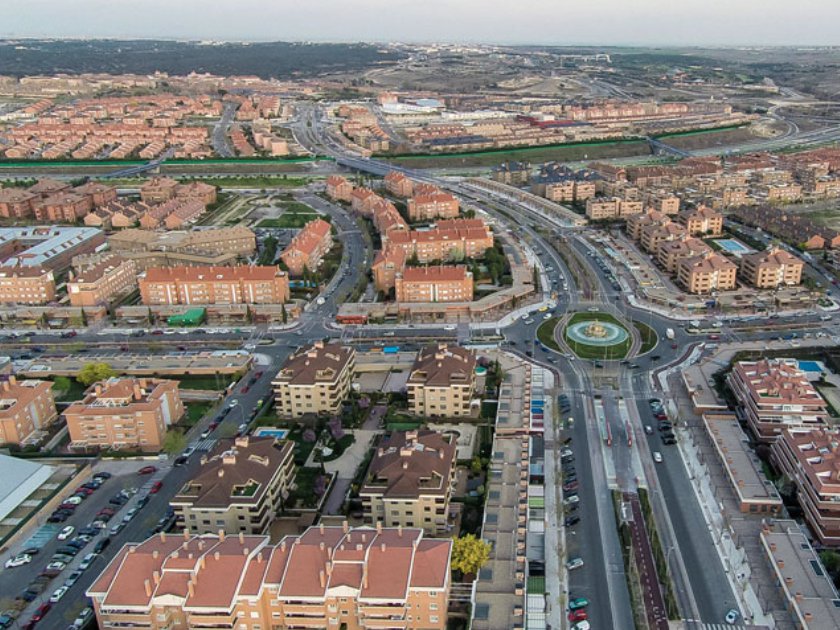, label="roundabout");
[562,312,633,360]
